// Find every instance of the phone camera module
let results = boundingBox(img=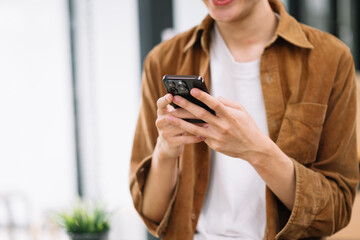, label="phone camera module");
[177,81,188,94]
